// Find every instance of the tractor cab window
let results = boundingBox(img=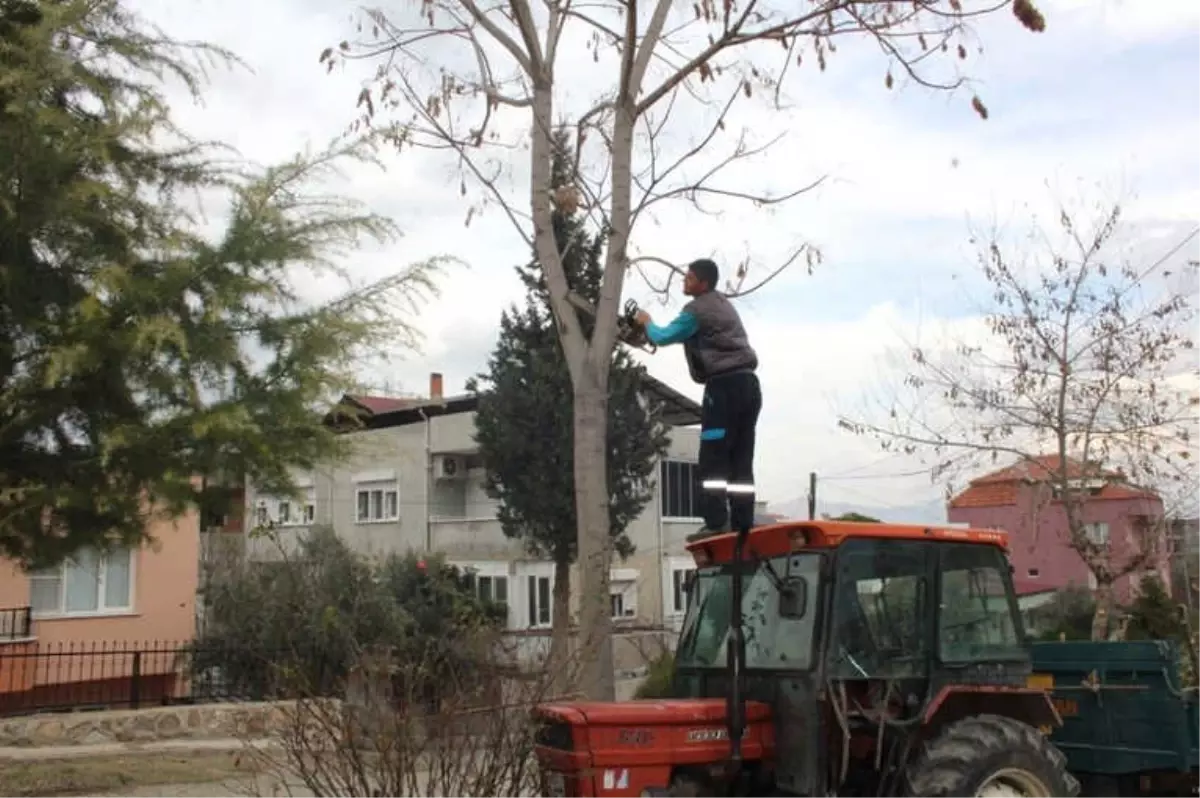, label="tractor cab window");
[937,543,1024,663]
[675,553,820,671]
[827,539,929,680]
